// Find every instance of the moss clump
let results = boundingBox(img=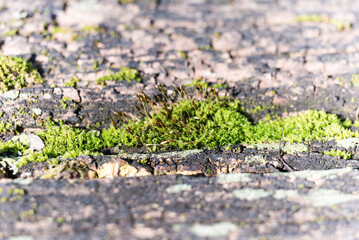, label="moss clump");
[323,149,352,160]
[96,67,141,86]
[186,79,227,89]
[5,28,19,37]
[14,121,104,167]
[63,77,79,87]
[2,84,359,168]
[0,56,43,93]
[0,122,13,133]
